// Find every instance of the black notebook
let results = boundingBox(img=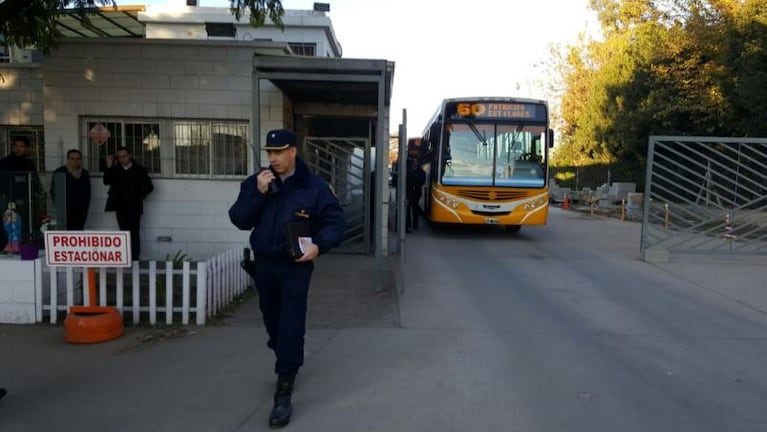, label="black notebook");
[285,220,316,259]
